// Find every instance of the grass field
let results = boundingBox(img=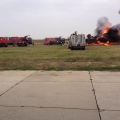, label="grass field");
[0,41,120,71]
